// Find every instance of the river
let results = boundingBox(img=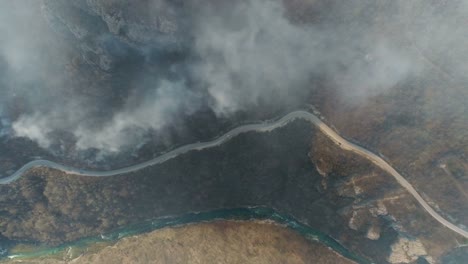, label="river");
[3,207,371,264]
